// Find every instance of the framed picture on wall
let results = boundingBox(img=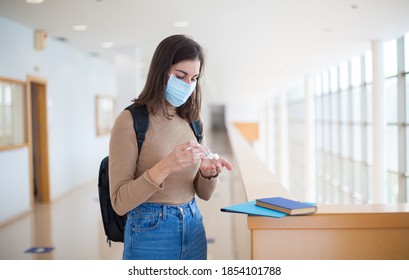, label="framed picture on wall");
[95,95,115,136]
